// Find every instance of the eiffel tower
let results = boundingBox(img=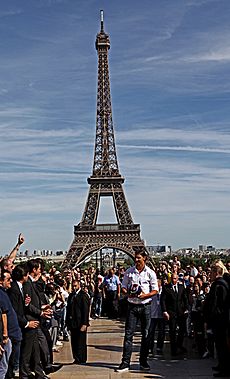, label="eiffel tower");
[63,11,146,268]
